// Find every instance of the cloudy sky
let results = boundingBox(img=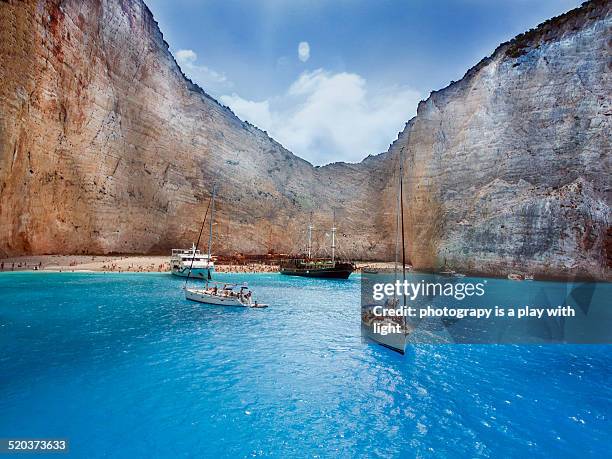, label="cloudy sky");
[146,0,581,165]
